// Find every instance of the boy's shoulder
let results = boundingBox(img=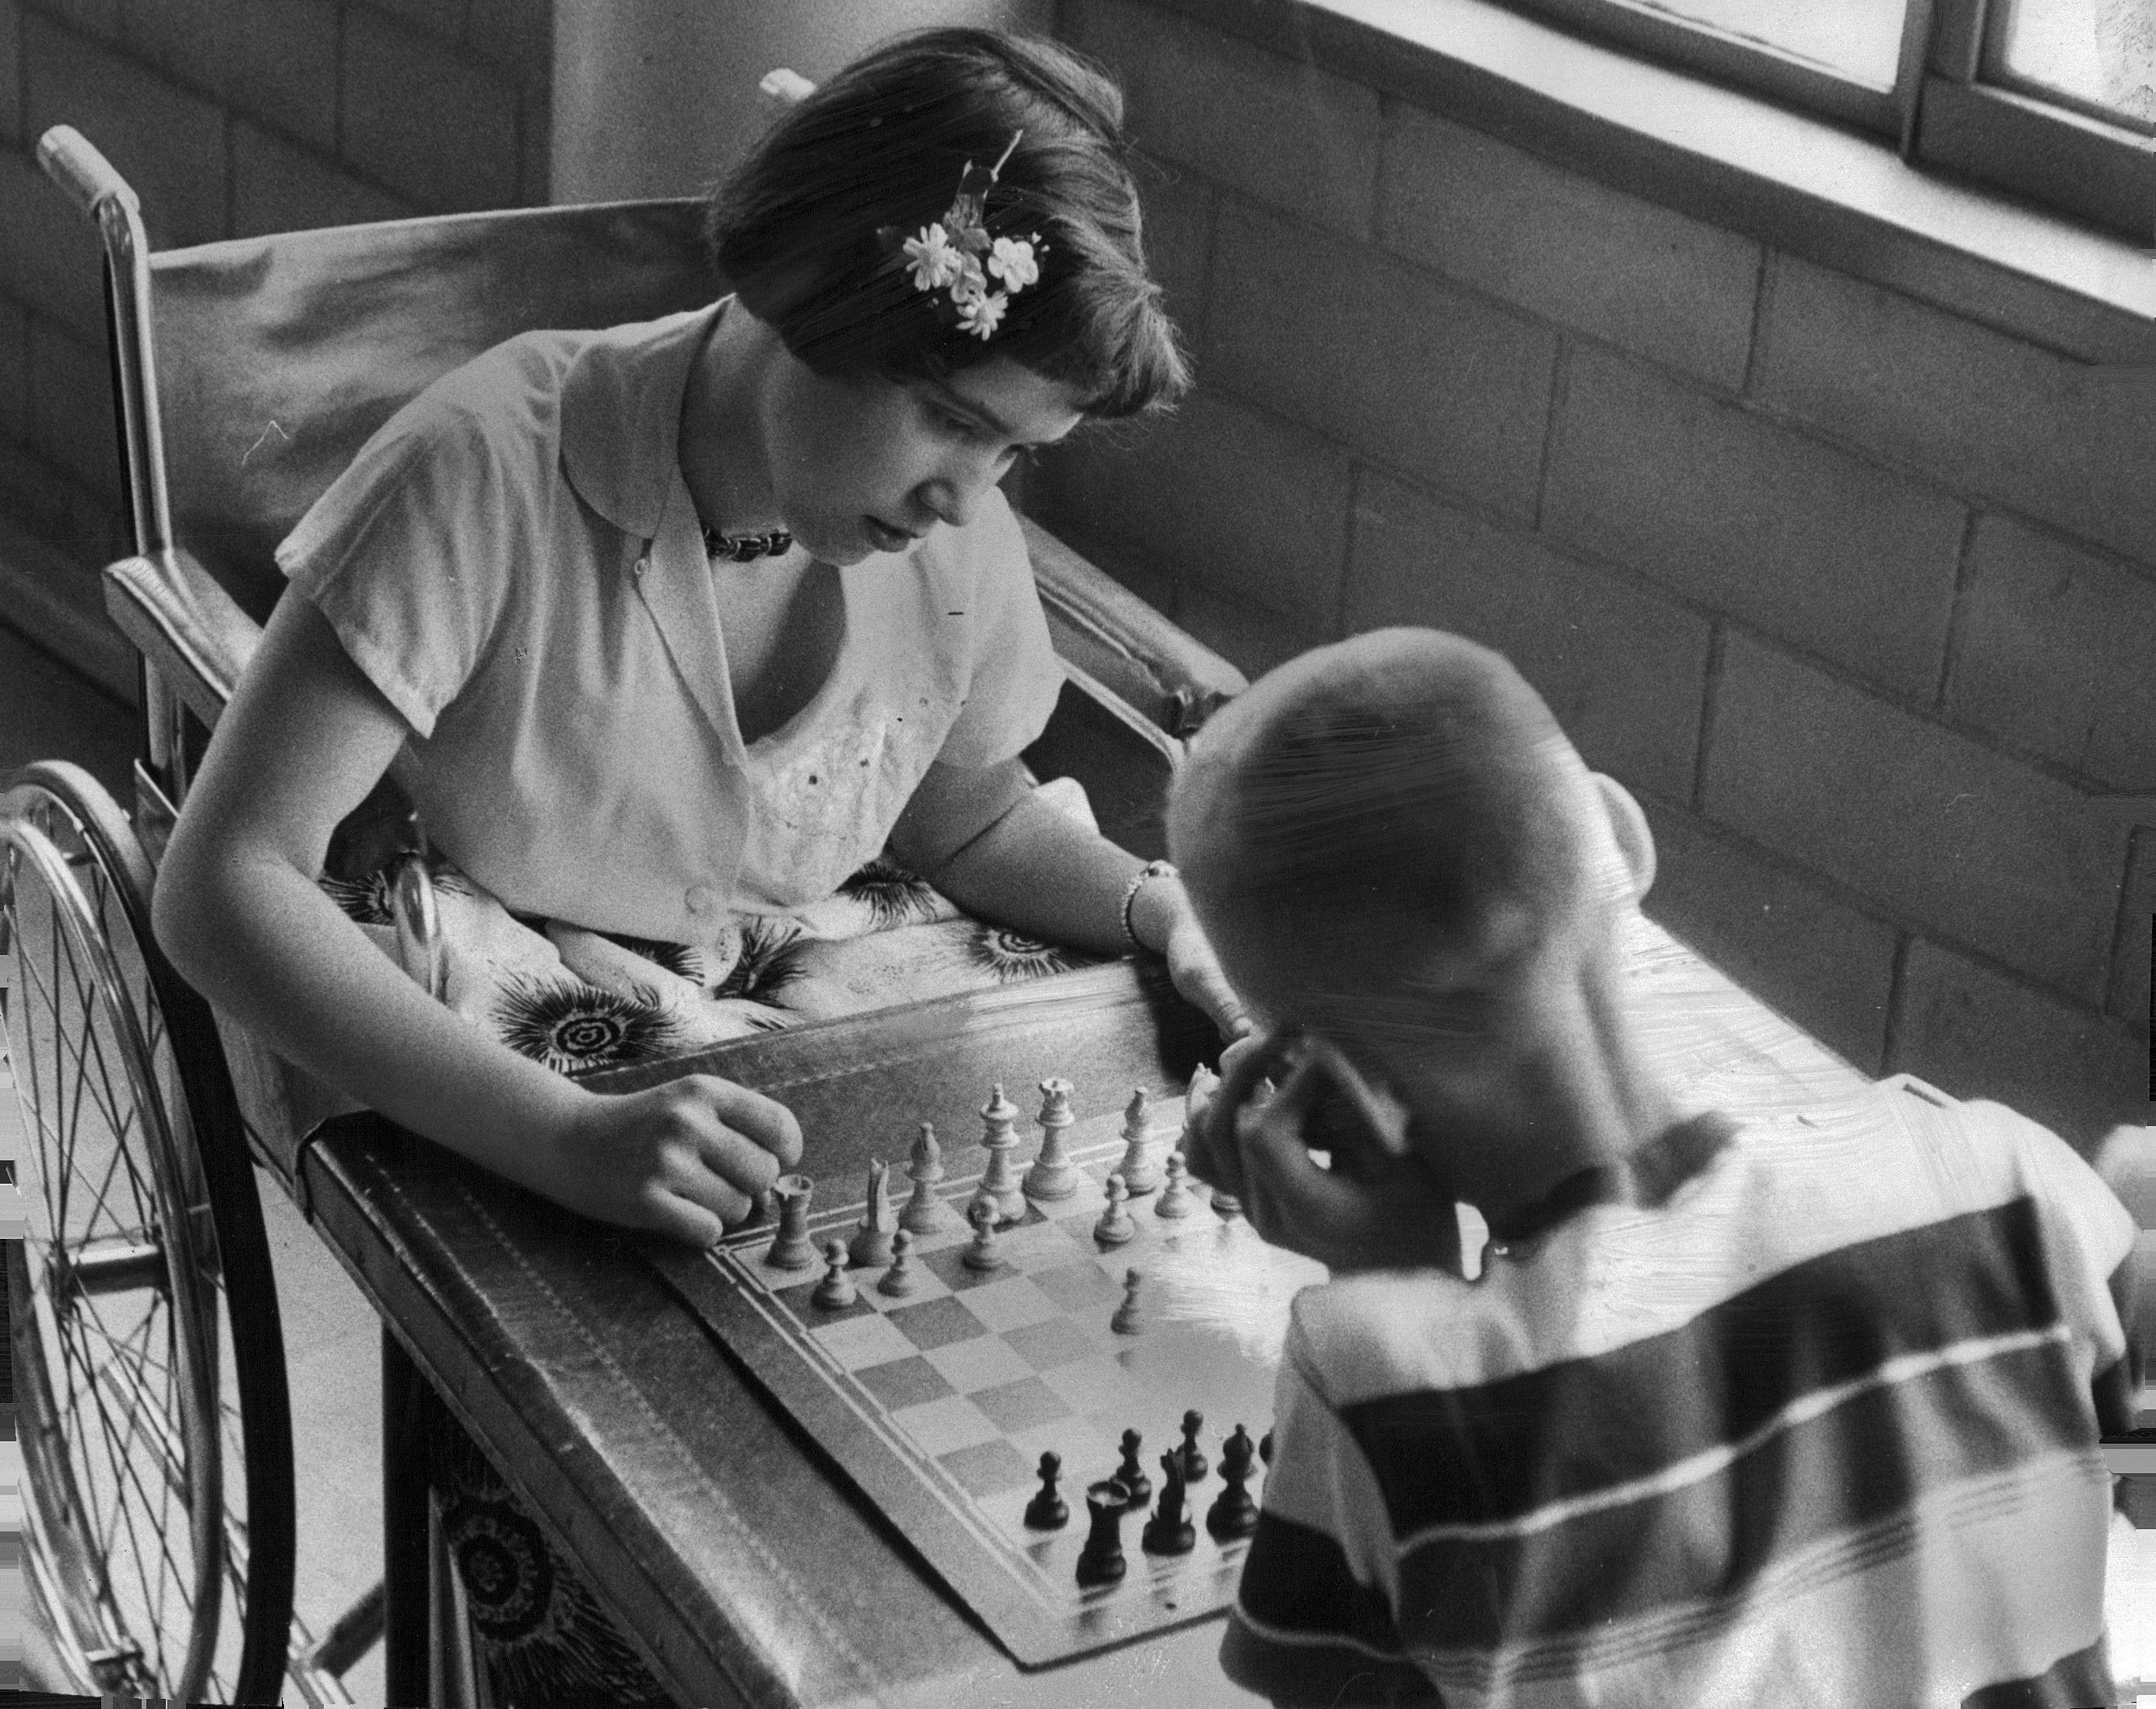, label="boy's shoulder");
[1285,1082,2128,1414]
